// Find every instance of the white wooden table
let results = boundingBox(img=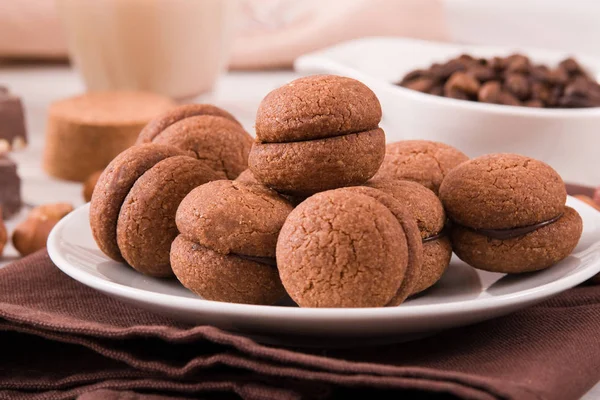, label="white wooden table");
[1,65,598,400]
